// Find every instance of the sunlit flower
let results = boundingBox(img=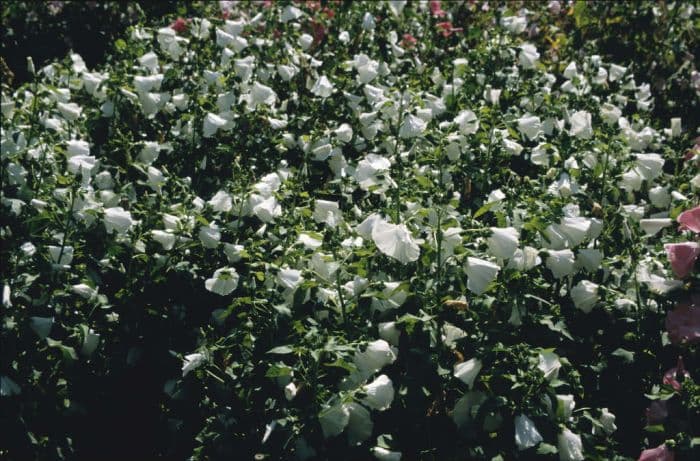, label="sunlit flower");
[514,414,543,450]
[464,257,500,295]
[205,267,239,295]
[362,374,395,411]
[558,428,584,461]
[570,280,599,313]
[182,352,205,376]
[453,358,482,389]
[371,220,421,264]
